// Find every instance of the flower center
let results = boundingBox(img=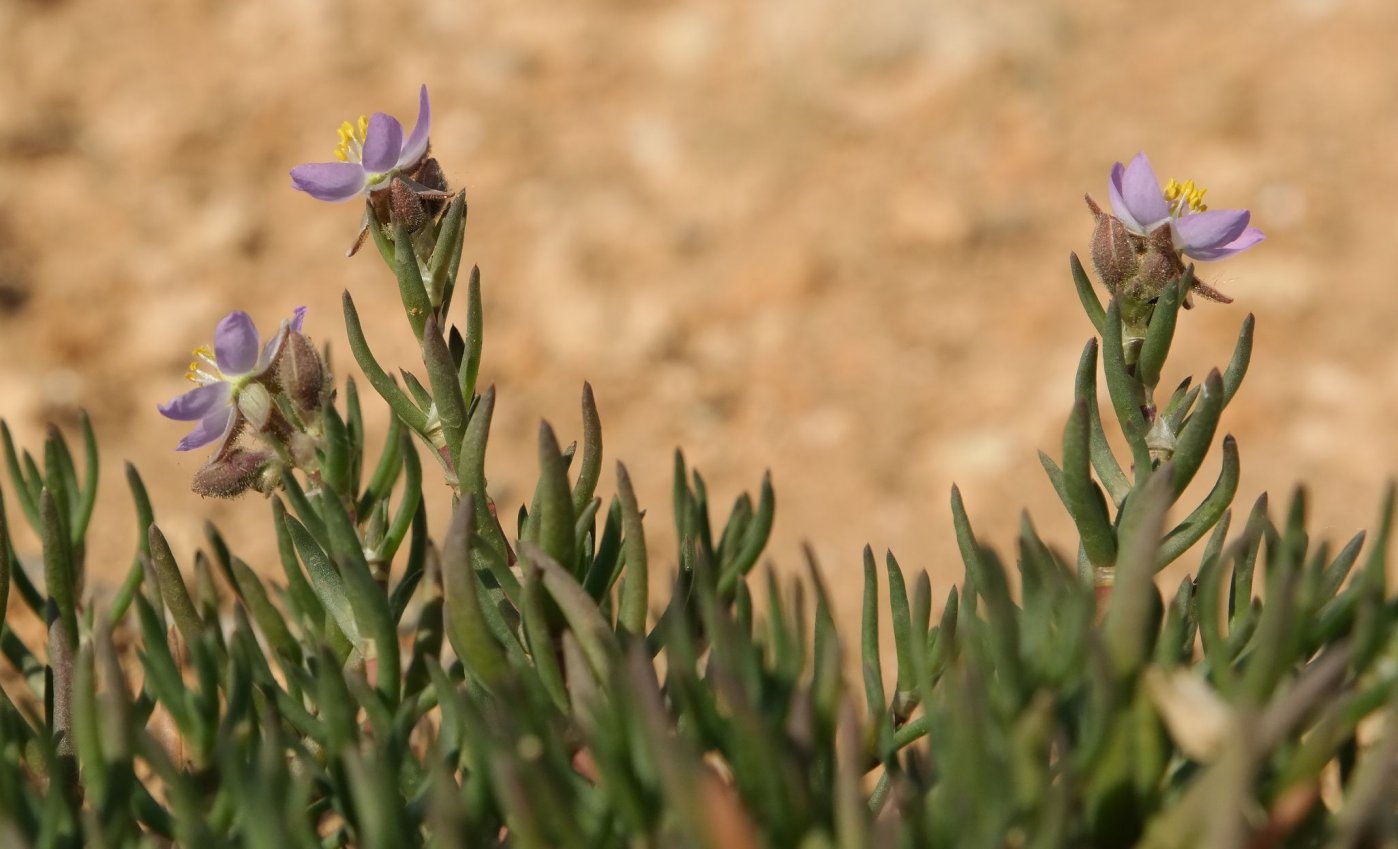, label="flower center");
[1164,177,1208,216]
[186,345,255,389]
[334,115,370,164]
[186,345,223,385]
